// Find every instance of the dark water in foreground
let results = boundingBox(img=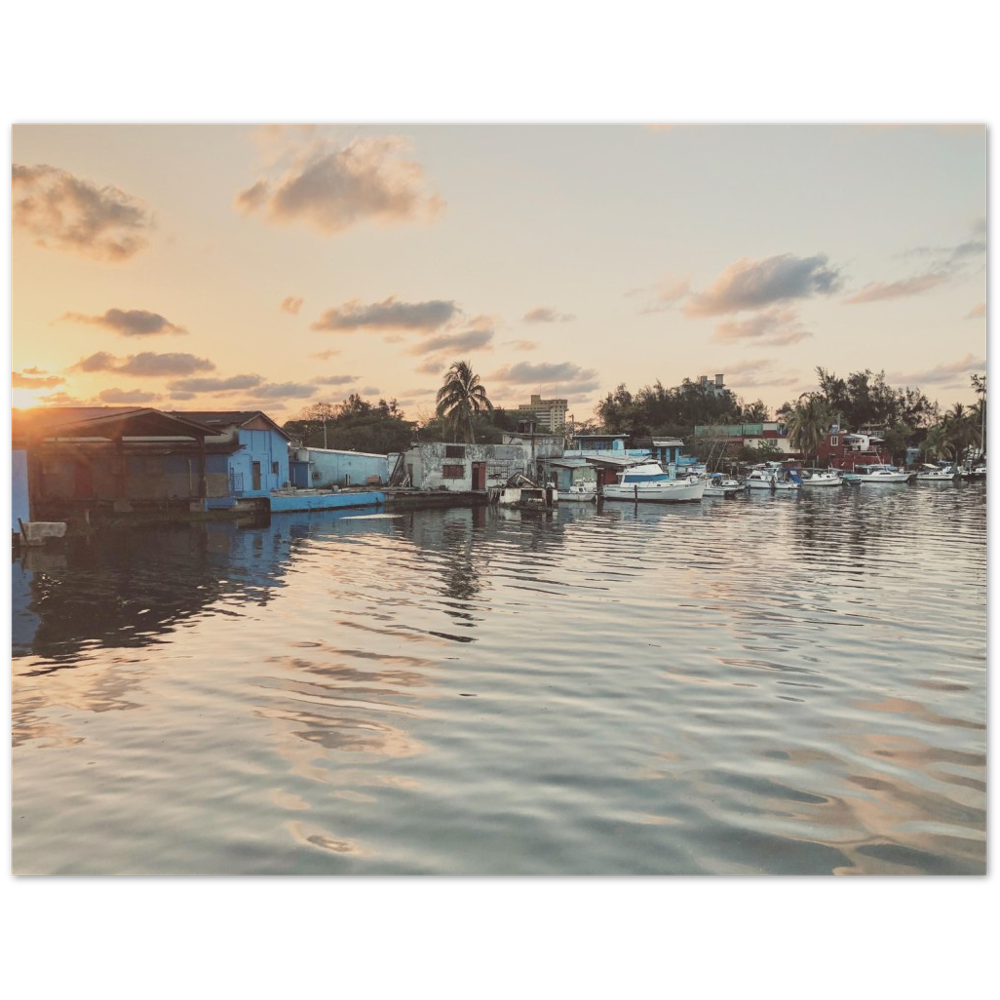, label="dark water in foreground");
[12,484,986,875]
